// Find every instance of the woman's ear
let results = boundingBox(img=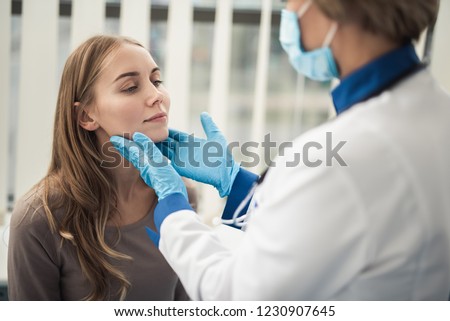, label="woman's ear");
[75,102,100,131]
